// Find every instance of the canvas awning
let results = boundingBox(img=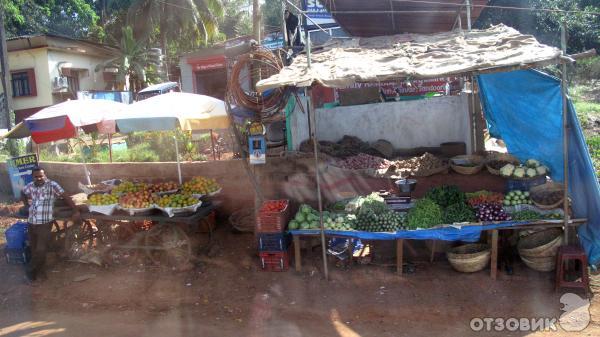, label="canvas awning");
[256,24,565,92]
